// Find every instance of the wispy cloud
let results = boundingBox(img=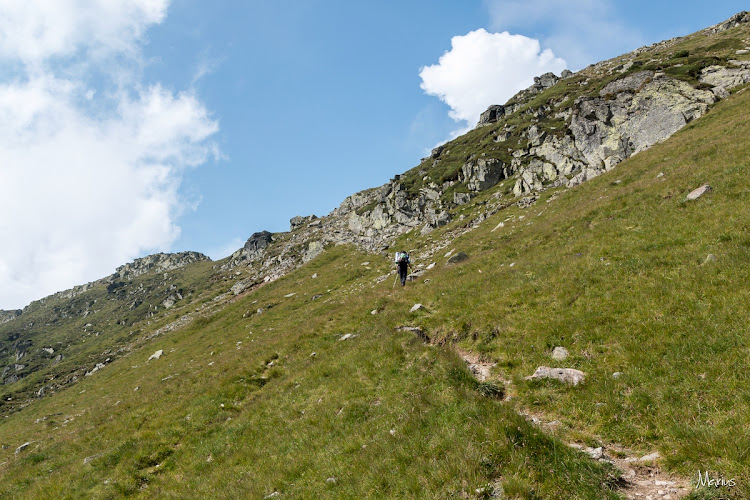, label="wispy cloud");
[0,1,218,309]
